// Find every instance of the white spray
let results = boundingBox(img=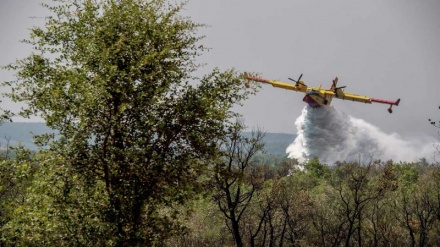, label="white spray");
[286,106,436,165]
